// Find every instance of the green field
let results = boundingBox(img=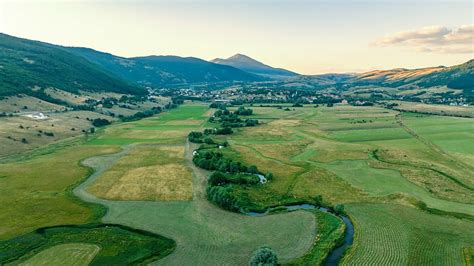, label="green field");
[222,105,474,264]
[18,243,100,266]
[342,203,474,265]
[0,224,175,265]
[1,102,472,265]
